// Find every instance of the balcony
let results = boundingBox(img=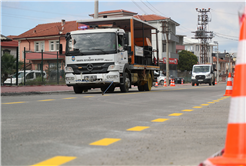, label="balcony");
[162,33,179,43]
